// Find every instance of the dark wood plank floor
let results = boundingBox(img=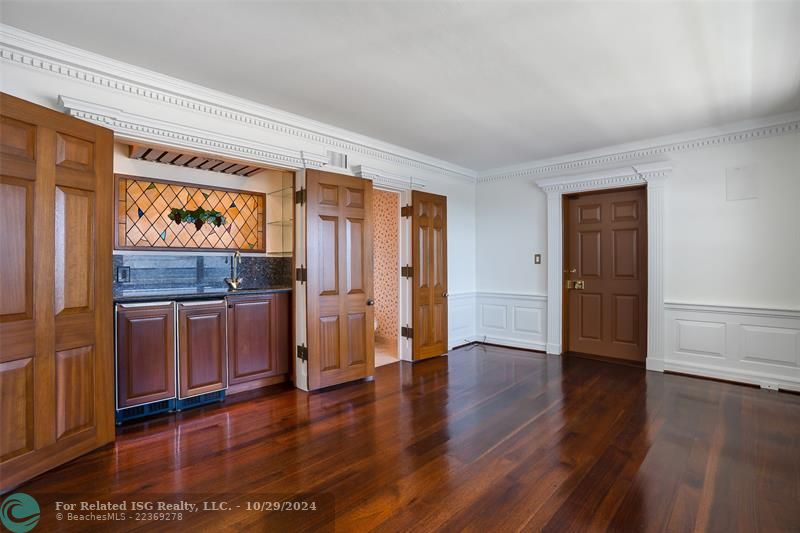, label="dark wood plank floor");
[14,345,800,532]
